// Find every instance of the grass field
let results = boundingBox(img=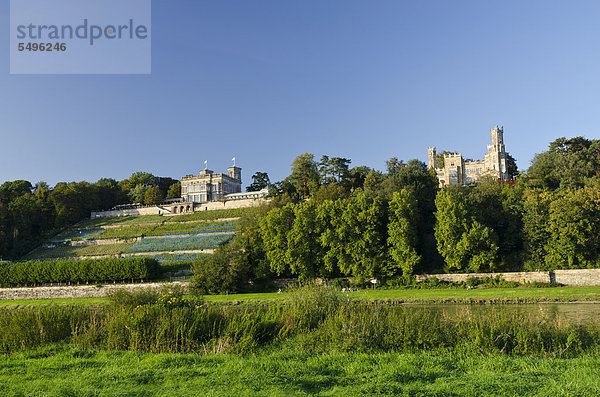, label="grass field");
[0,346,598,396]
[201,285,600,304]
[24,243,135,260]
[3,285,600,308]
